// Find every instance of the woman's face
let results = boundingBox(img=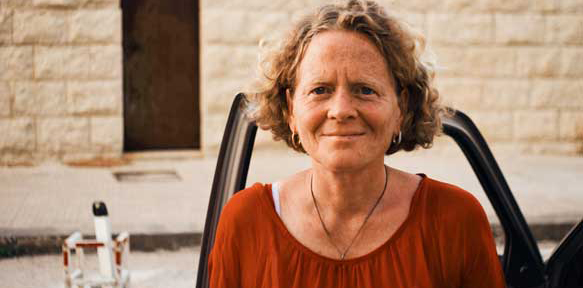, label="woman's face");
[289,30,402,172]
